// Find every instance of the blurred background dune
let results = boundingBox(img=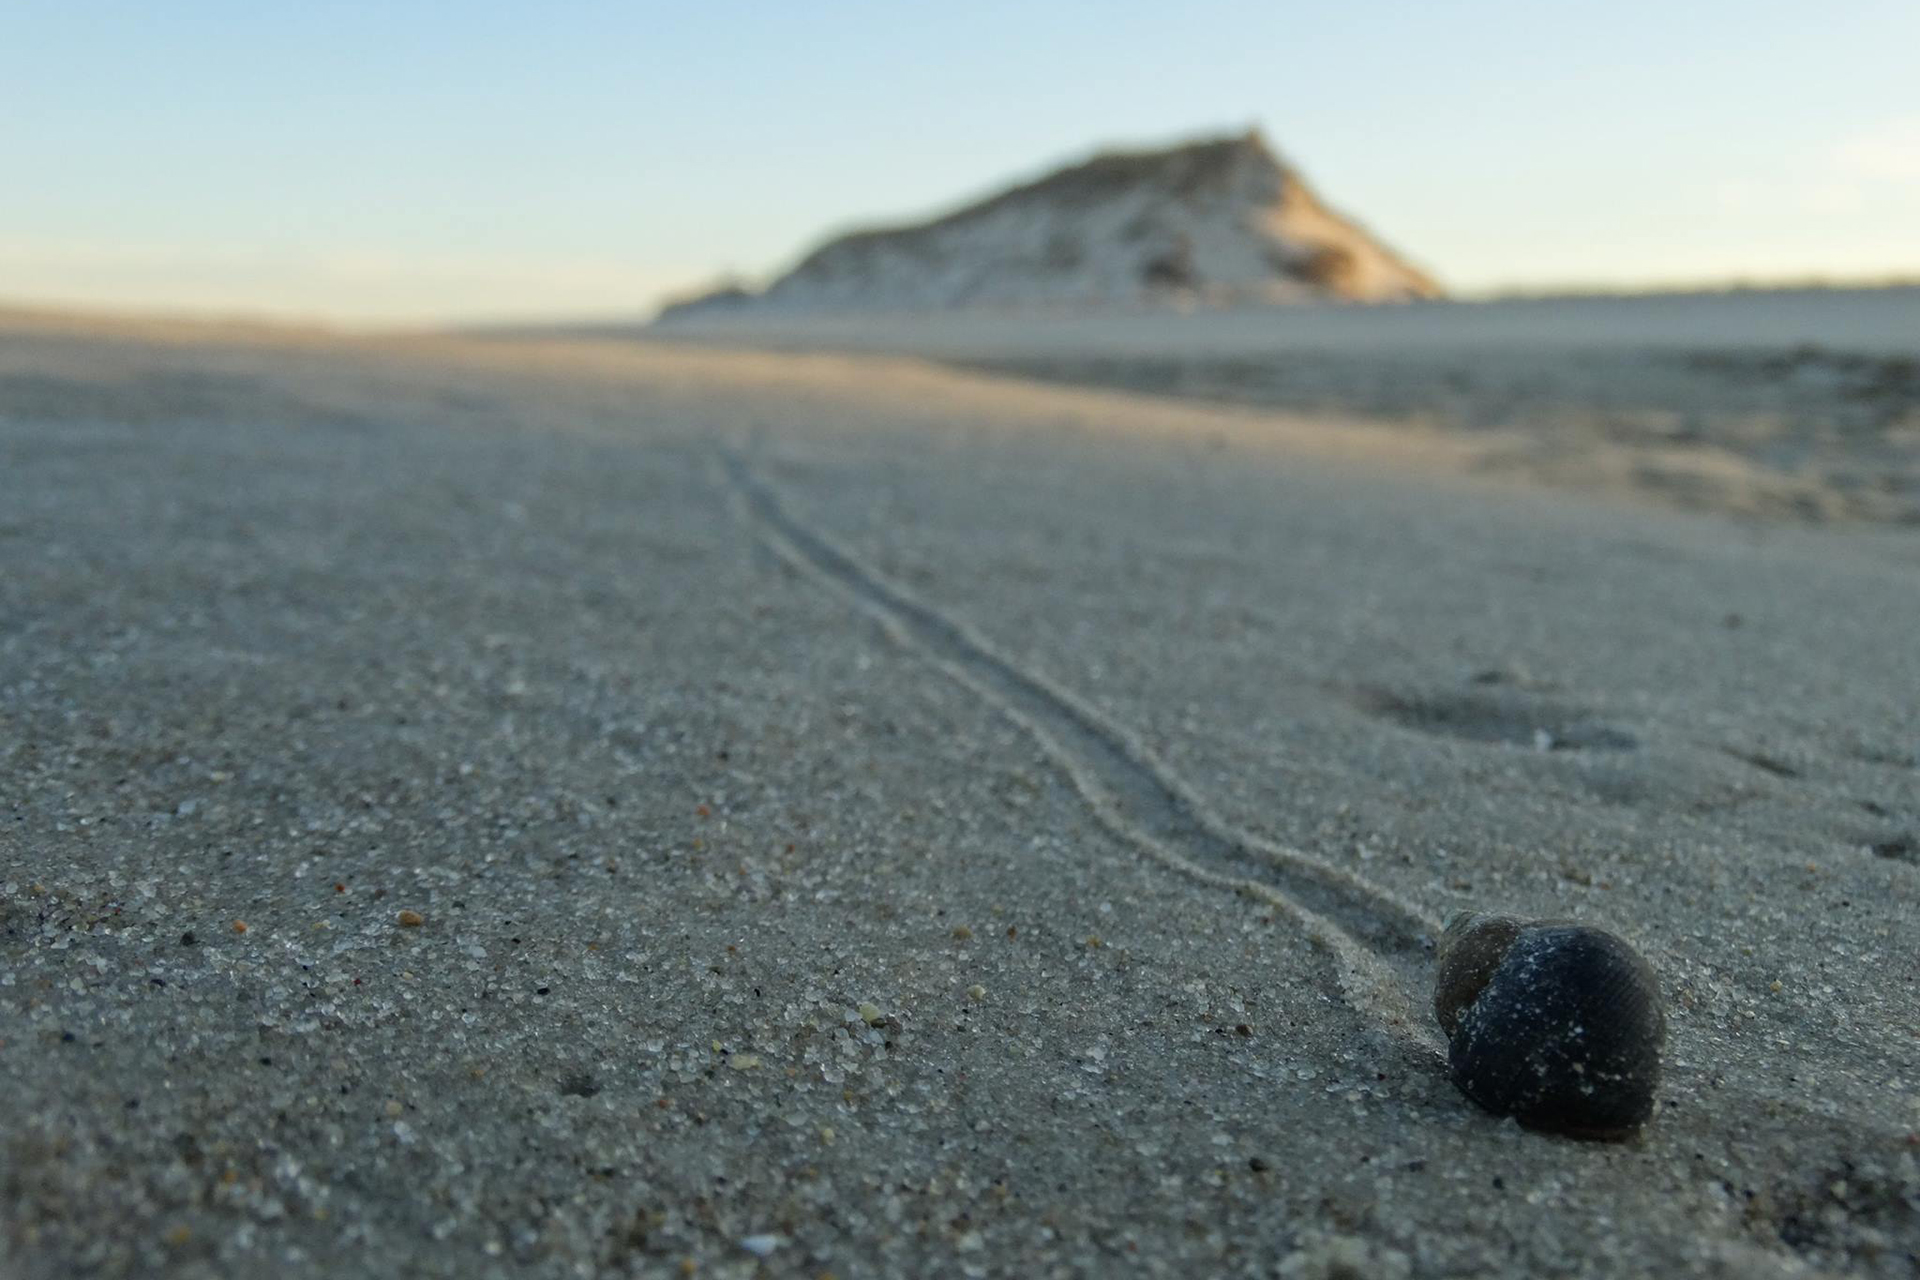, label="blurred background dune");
[3,1,1918,325]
